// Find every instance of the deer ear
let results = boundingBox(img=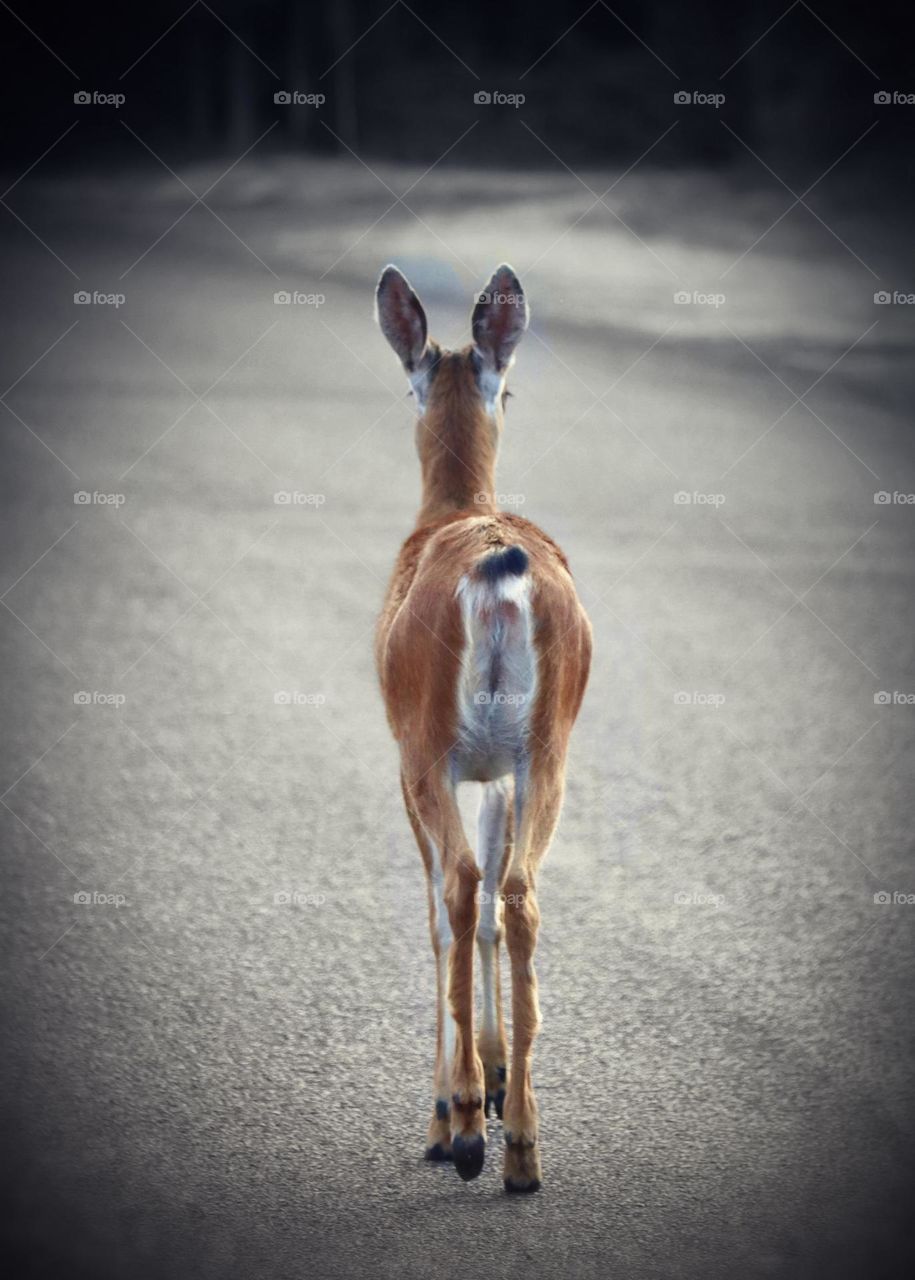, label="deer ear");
[375,266,429,372]
[471,264,528,373]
